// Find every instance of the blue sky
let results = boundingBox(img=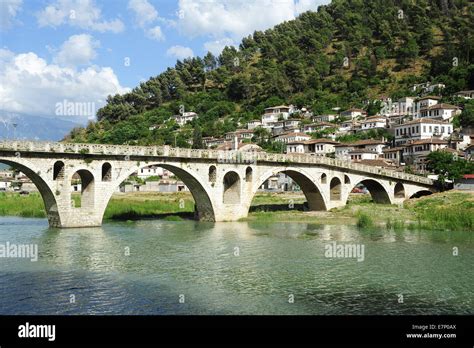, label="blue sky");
[0,0,329,122]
